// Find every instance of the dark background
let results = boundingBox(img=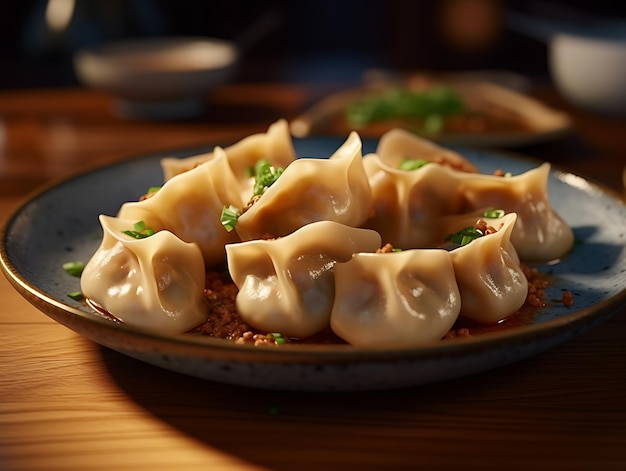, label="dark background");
[0,0,624,89]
